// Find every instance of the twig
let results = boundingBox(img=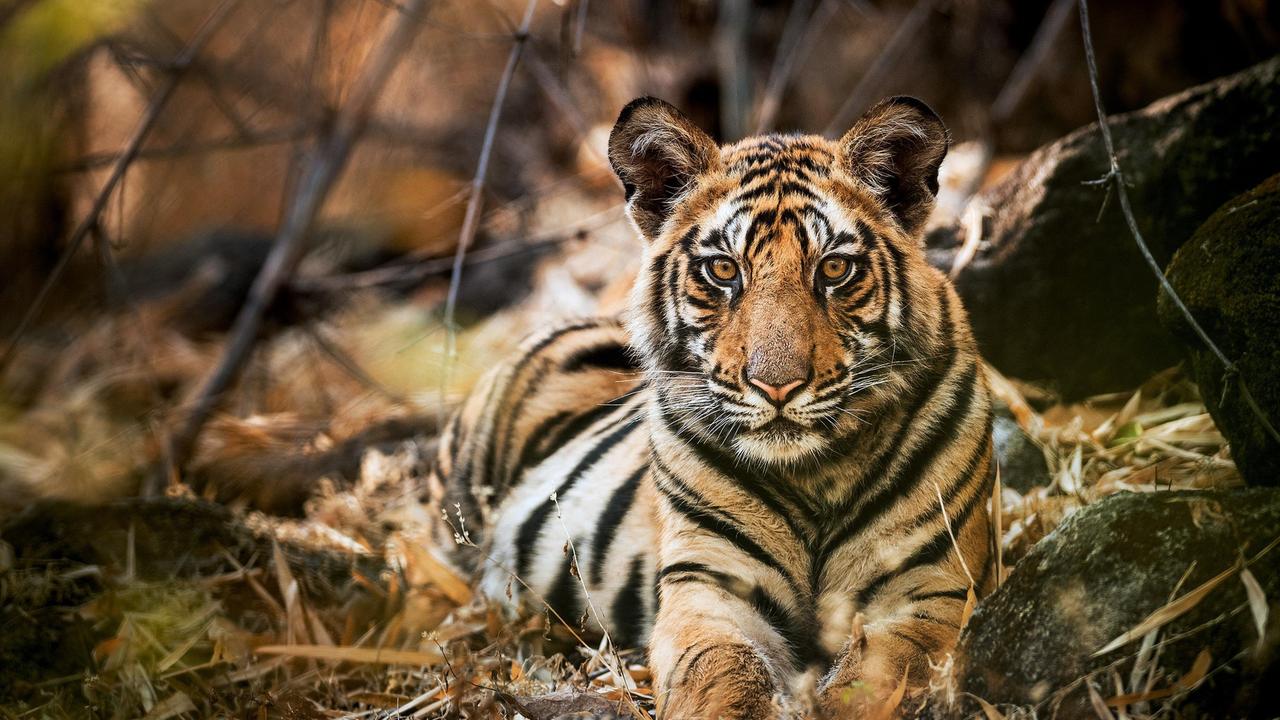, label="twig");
[144,8,256,138]
[823,0,935,135]
[524,45,599,160]
[90,222,179,486]
[572,0,589,55]
[715,0,752,141]
[57,126,305,173]
[1076,0,1280,447]
[297,202,622,293]
[304,323,404,404]
[0,0,242,380]
[754,0,835,134]
[991,0,1075,123]
[439,0,540,420]
[164,0,434,485]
